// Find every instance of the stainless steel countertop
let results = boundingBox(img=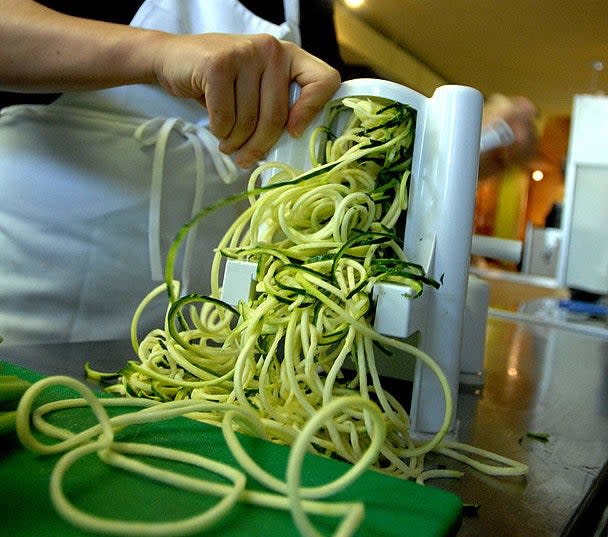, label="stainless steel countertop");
[2,316,607,536]
[436,316,608,537]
